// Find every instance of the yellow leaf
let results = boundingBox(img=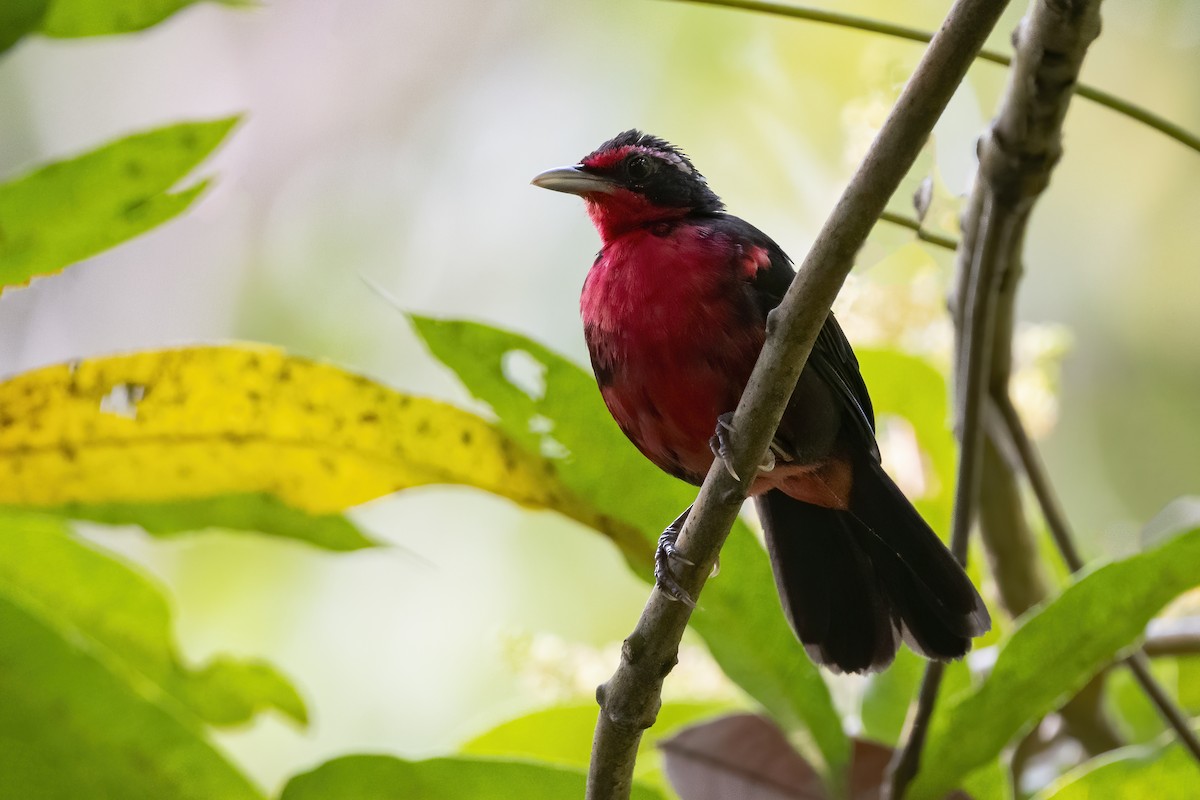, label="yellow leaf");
[0,346,630,551]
